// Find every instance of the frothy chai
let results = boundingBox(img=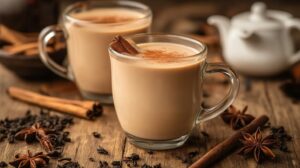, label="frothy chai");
[65,8,151,95]
[111,42,205,140]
